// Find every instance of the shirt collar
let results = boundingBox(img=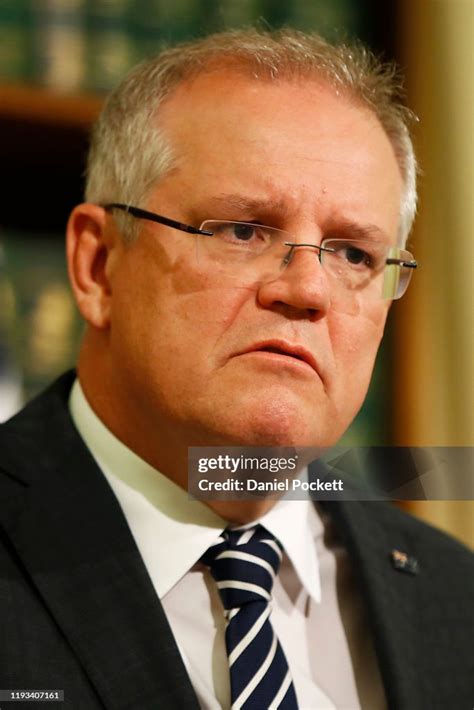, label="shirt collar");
[69,379,321,602]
